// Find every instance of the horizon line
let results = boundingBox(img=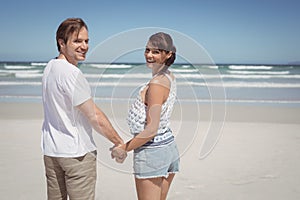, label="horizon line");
[0,60,299,66]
